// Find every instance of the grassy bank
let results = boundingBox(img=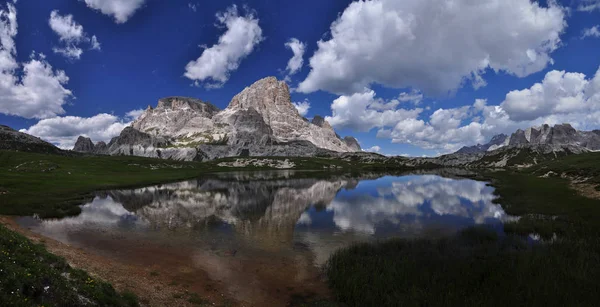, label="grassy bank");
[0,150,215,218]
[0,150,370,219]
[327,153,600,306]
[0,224,139,306]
